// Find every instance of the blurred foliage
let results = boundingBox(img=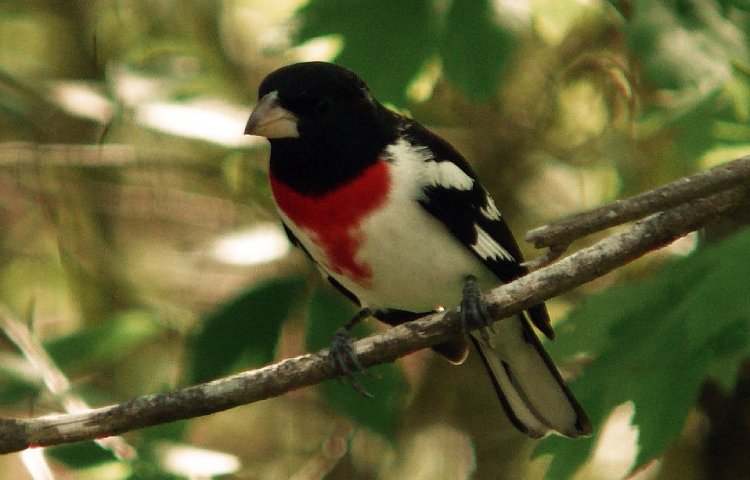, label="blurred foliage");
[0,0,749,479]
[540,229,750,478]
[296,0,518,103]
